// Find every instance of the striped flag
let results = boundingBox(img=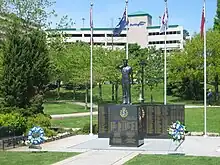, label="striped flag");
[160,1,168,33]
[200,3,205,38]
